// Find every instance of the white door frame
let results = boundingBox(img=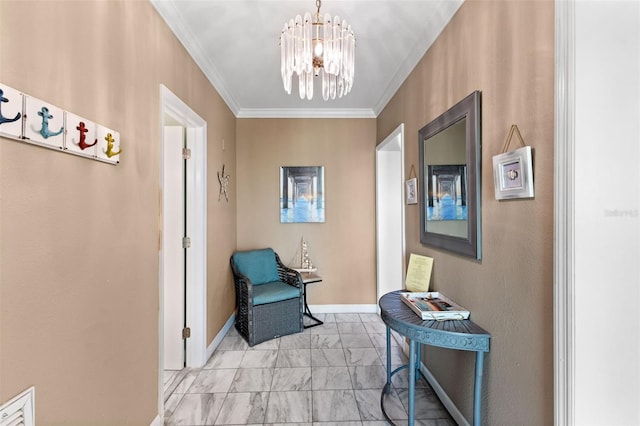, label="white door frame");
[158,85,207,415]
[554,1,574,424]
[162,125,187,371]
[375,124,406,303]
